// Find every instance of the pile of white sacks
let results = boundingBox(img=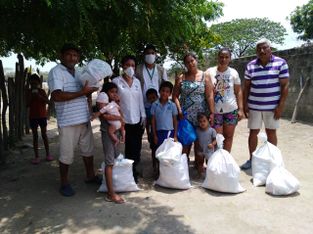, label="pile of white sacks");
[252,132,300,196]
[97,133,299,196]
